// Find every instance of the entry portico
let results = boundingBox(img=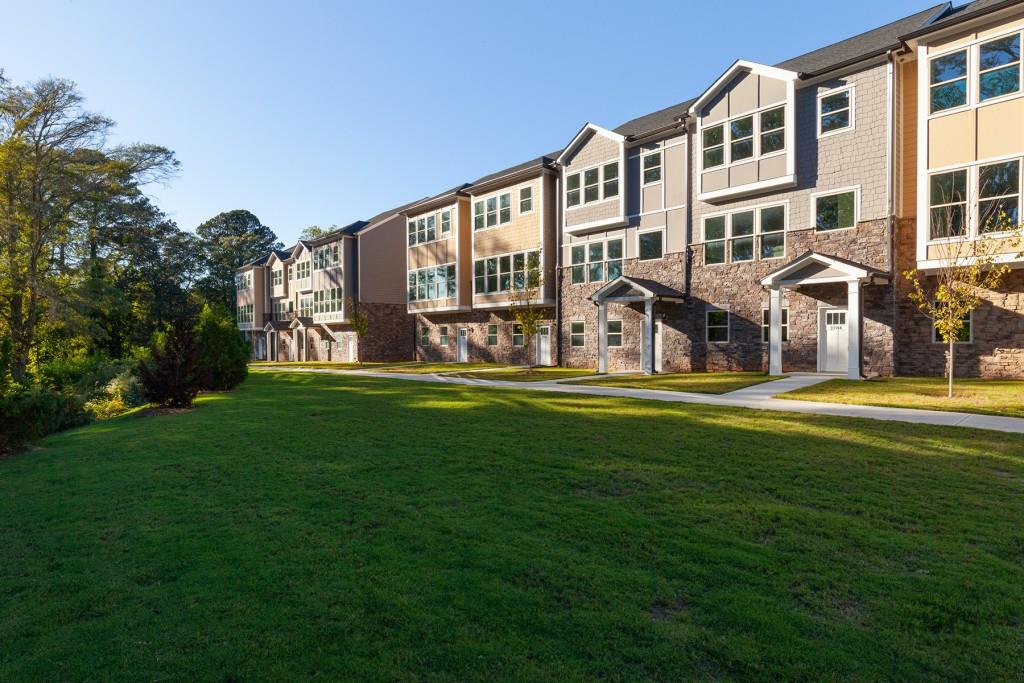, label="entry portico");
[760,252,888,380]
[590,276,686,375]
